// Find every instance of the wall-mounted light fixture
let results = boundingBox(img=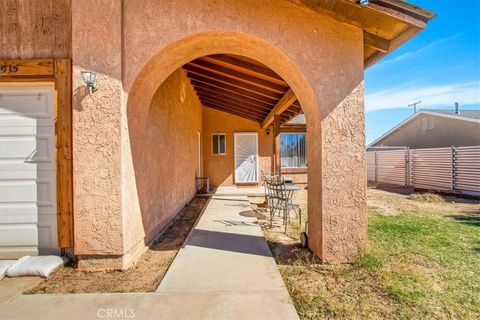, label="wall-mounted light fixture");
[266,128,270,135]
[359,0,369,5]
[81,71,99,94]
